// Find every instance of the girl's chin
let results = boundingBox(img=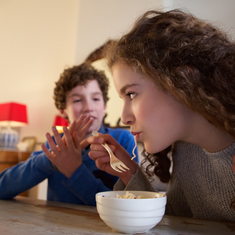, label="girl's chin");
[143,142,160,154]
